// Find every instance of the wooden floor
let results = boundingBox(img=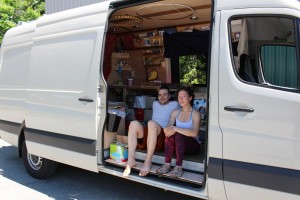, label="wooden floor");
[105,158,204,185]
